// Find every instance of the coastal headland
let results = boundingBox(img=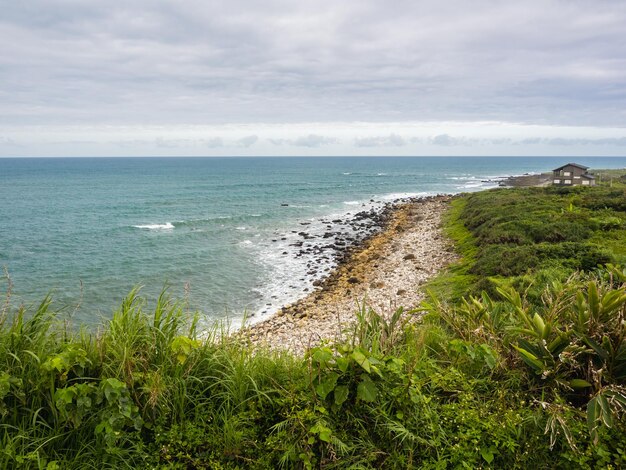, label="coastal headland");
[243,195,457,354]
